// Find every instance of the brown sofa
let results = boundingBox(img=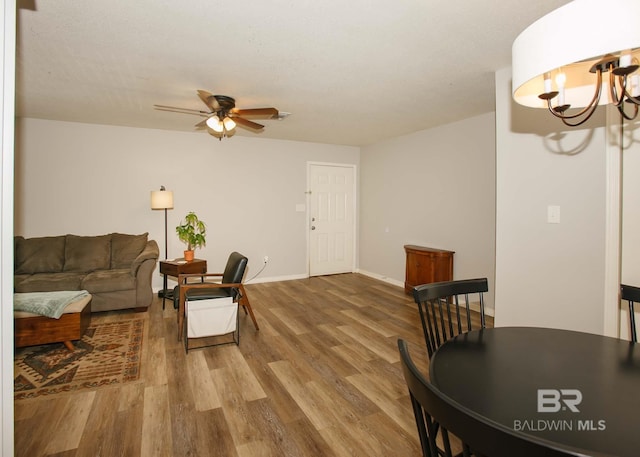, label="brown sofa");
[14,233,159,312]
